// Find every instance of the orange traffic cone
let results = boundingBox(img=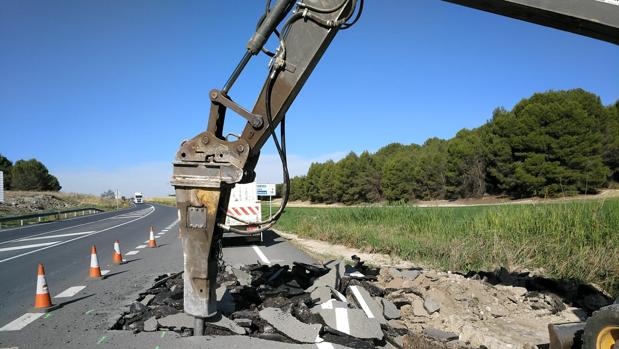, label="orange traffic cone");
[89,245,102,278]
[147,226,157,248]
[34,263,53,308]
[112,240,123,264]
